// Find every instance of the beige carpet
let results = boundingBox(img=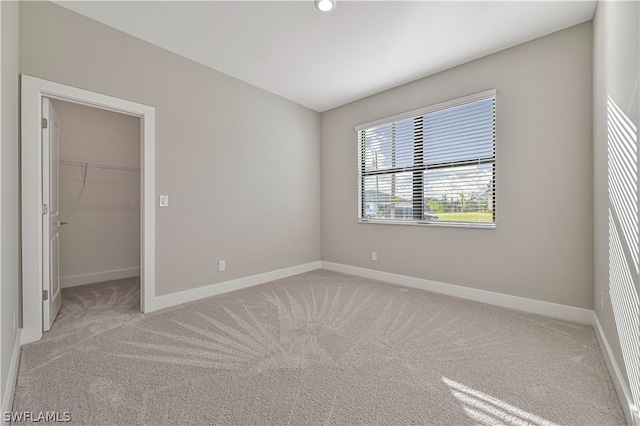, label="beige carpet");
[13,271,625,425]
